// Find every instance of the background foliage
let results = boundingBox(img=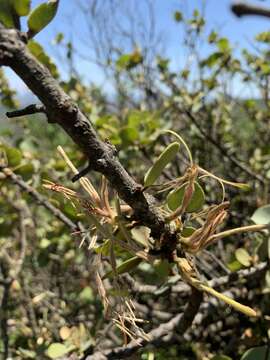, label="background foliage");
[1,1,270,359]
